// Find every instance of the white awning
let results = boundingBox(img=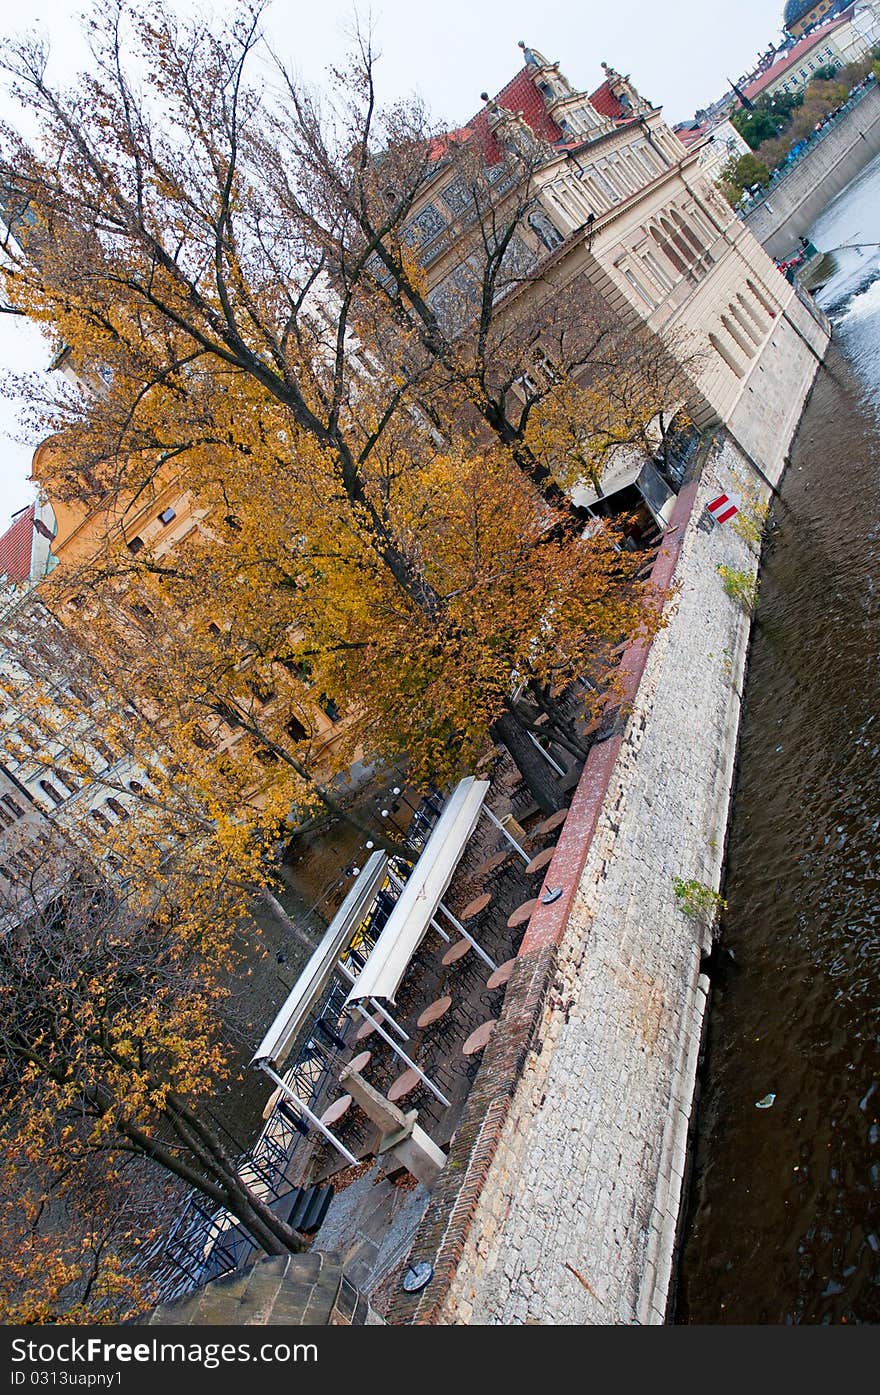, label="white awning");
[568,448,645,511]
[570,452,675,526]
[343,776,489,1008]
[250,850,389,1070]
